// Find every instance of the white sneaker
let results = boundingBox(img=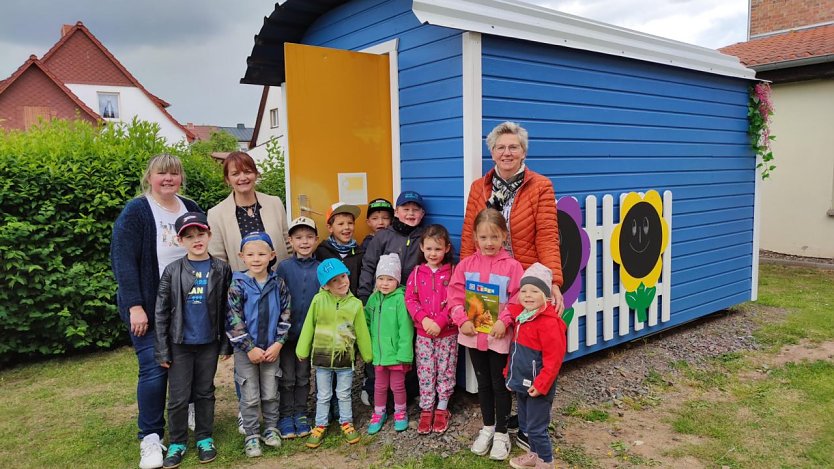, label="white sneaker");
[188,403,196,431]
[360,390,371,406]
[237,412,246,435]
[490,431,512,461]
[139,433,165,469]
[471,427,495,456]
